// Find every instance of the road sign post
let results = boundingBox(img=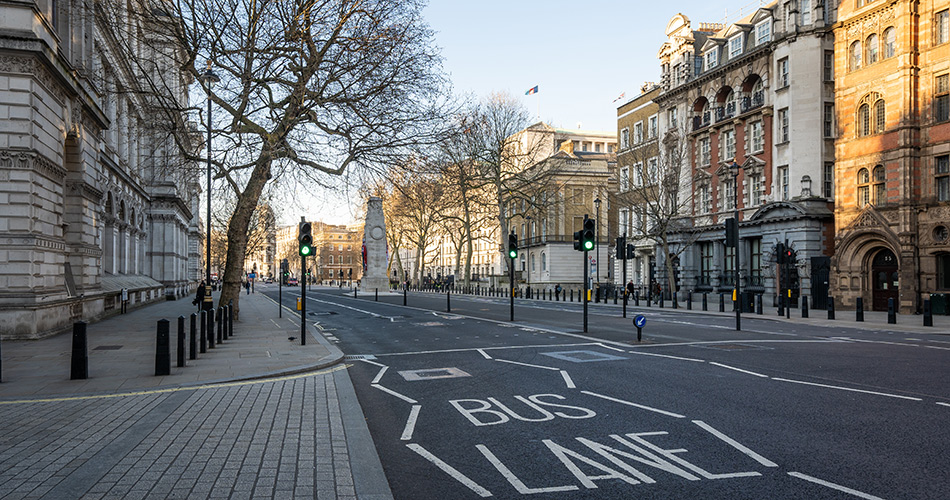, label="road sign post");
[634,314,646,342]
